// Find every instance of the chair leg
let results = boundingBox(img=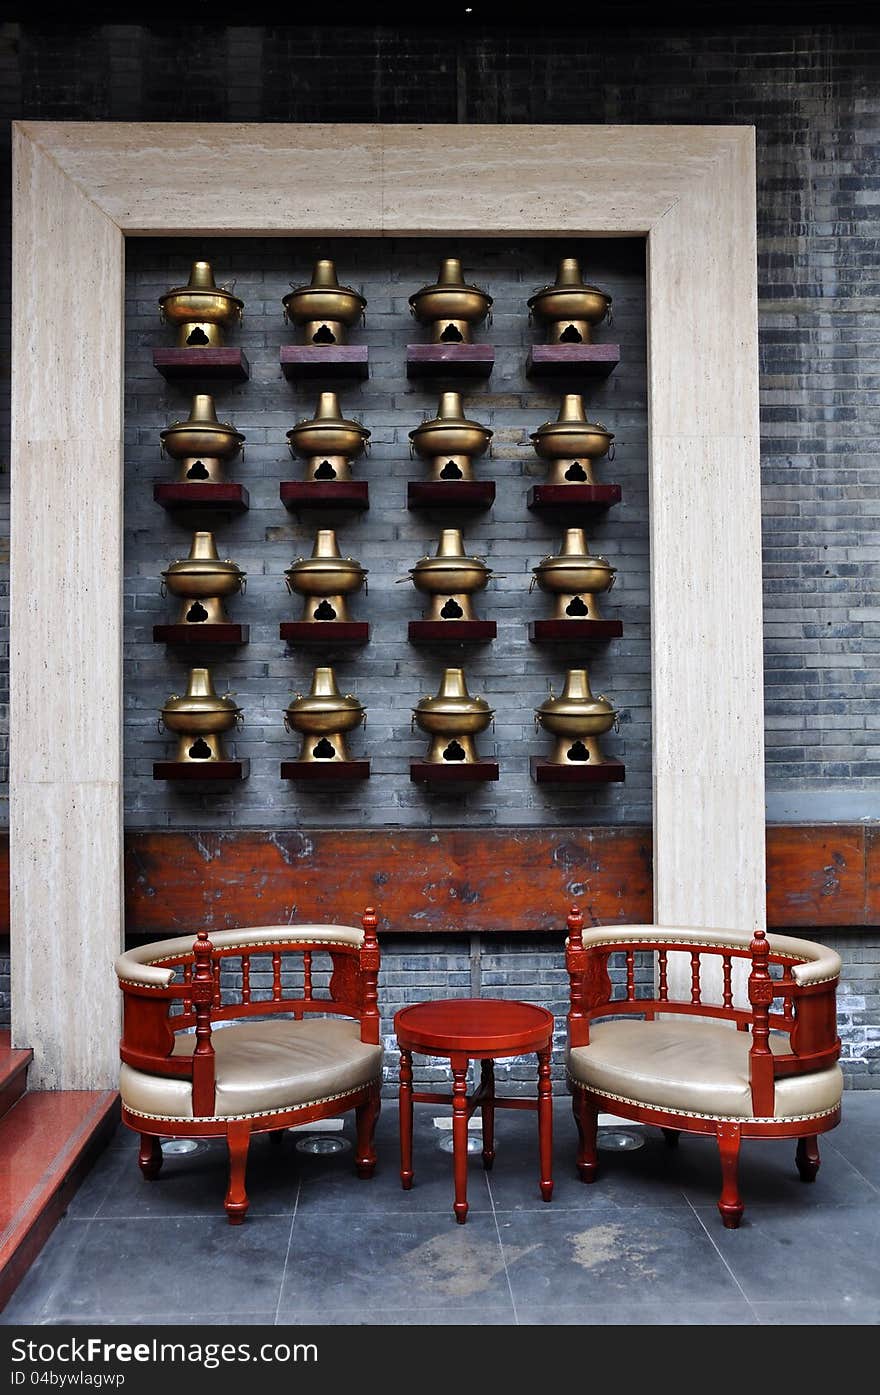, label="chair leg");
[355,1084,381,1179]
[796,1134,821,1183]
[662,1128,681,1149]
[138,1134,162,1181]
[716,1121,744,1229]
[224,1120,251,1225]
[572,1089,598,1183]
